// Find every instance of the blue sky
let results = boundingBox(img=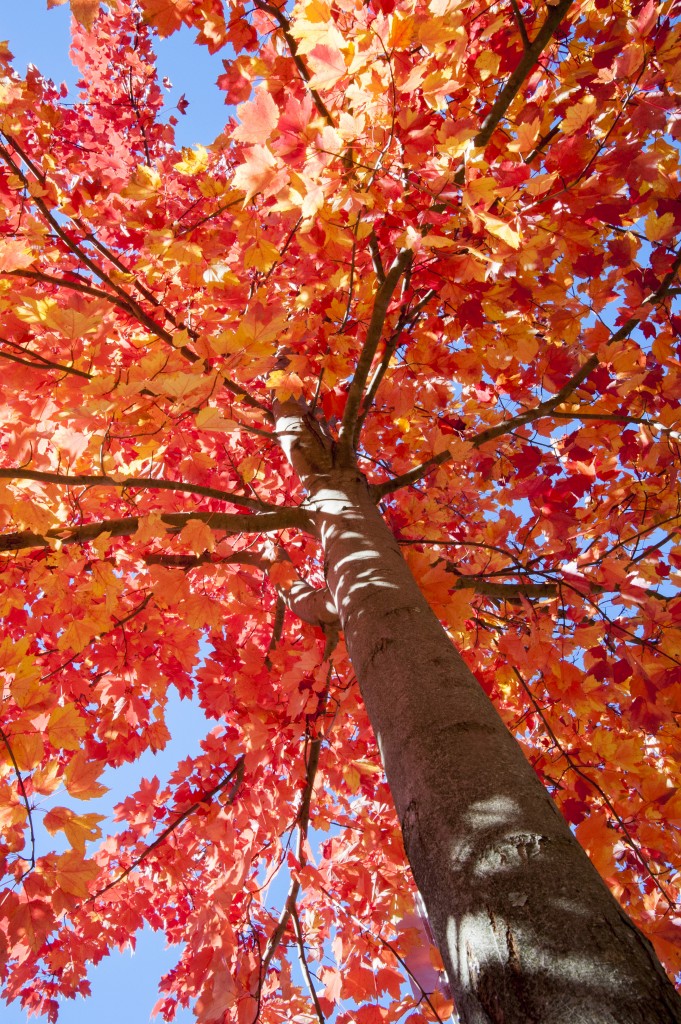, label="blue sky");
[2,0,230,148]
[0,4,234,1021]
